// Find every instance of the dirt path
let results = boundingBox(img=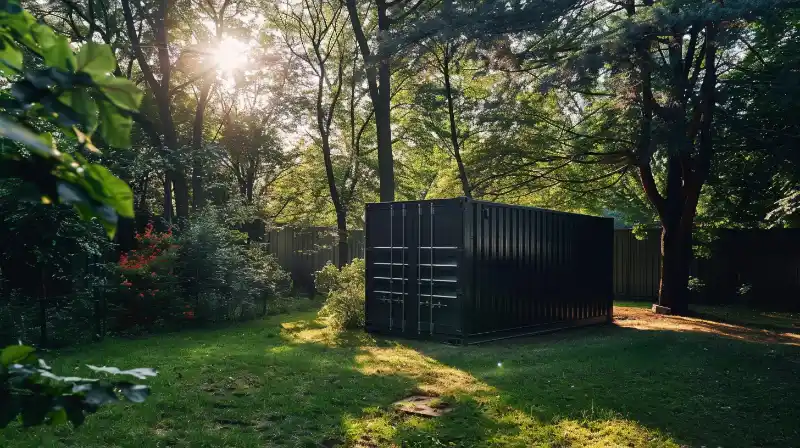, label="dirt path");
[614,306,800,346]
